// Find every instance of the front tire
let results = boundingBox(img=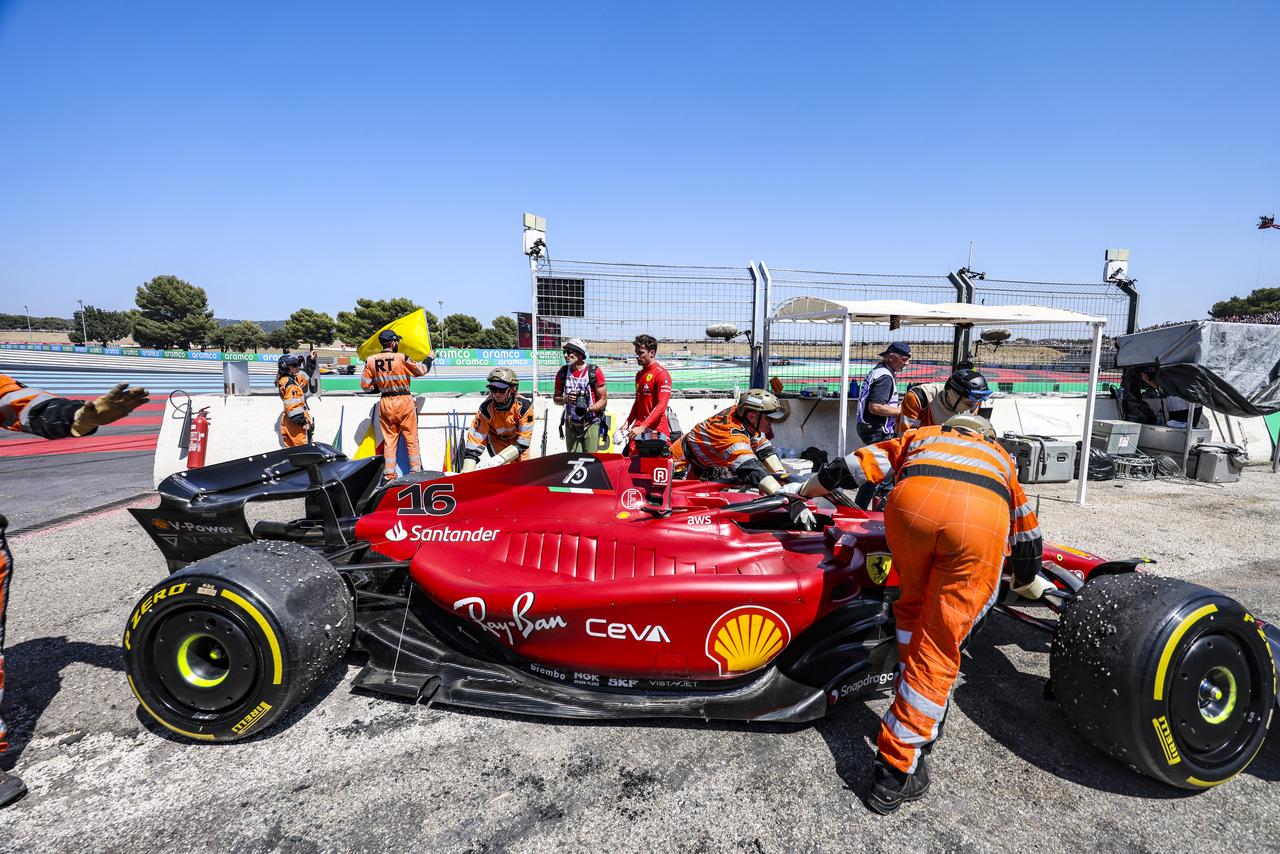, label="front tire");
[1051,573,1276,789]
[123,542,353,742]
